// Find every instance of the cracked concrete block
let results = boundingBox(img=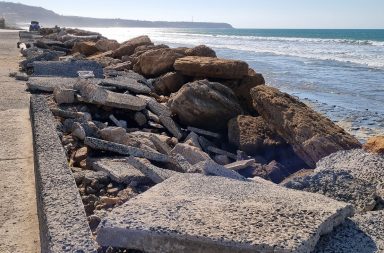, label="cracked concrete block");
[96,173,353,253]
